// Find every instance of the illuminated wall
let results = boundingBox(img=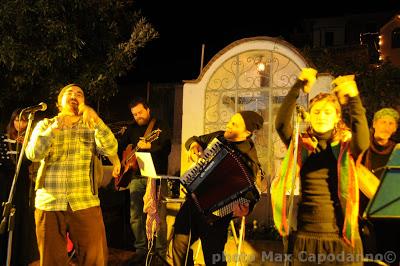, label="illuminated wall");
[379,15,400,66]
[180,36,333,226]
